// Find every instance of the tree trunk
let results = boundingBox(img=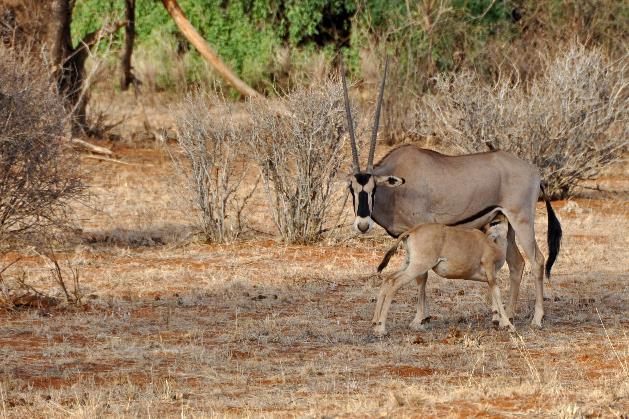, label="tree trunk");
[120,0,136,91]
[50,0,124,133]
[51,0,89,131]
[160,0,261,99]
